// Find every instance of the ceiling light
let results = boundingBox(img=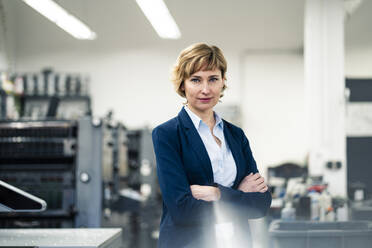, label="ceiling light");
[22,0,96,40]
[135,0,181,39]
